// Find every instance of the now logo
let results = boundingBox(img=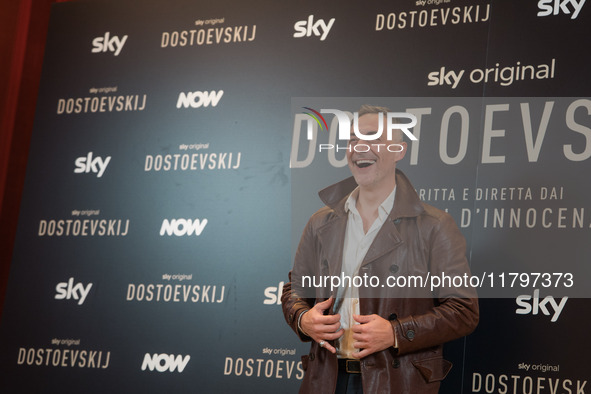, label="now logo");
[160,219,208,236]
[176,90,224,109]
[141,353,190,373]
